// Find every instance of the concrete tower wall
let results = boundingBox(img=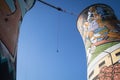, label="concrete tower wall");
[0,0,35,80]
[77,4,120,80]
